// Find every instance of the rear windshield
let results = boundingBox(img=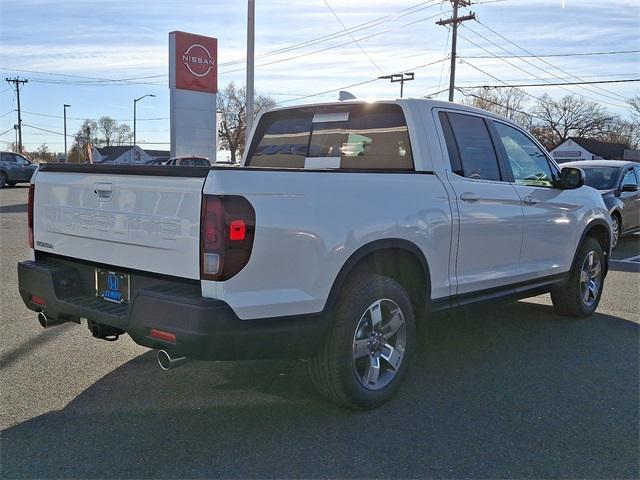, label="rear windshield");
[180,158,210,166]
[580,166,620,190]
[246,104,414,170]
